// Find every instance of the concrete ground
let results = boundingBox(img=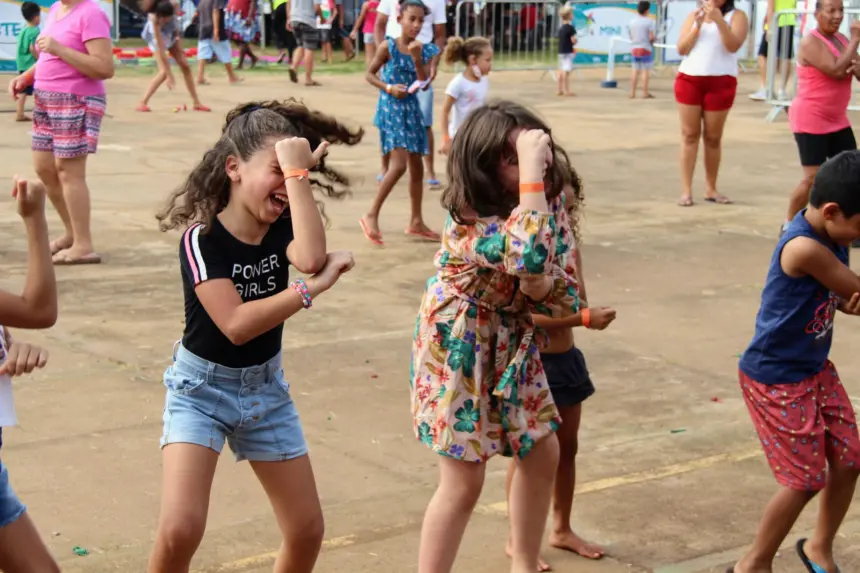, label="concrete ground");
[0,66,859,573]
